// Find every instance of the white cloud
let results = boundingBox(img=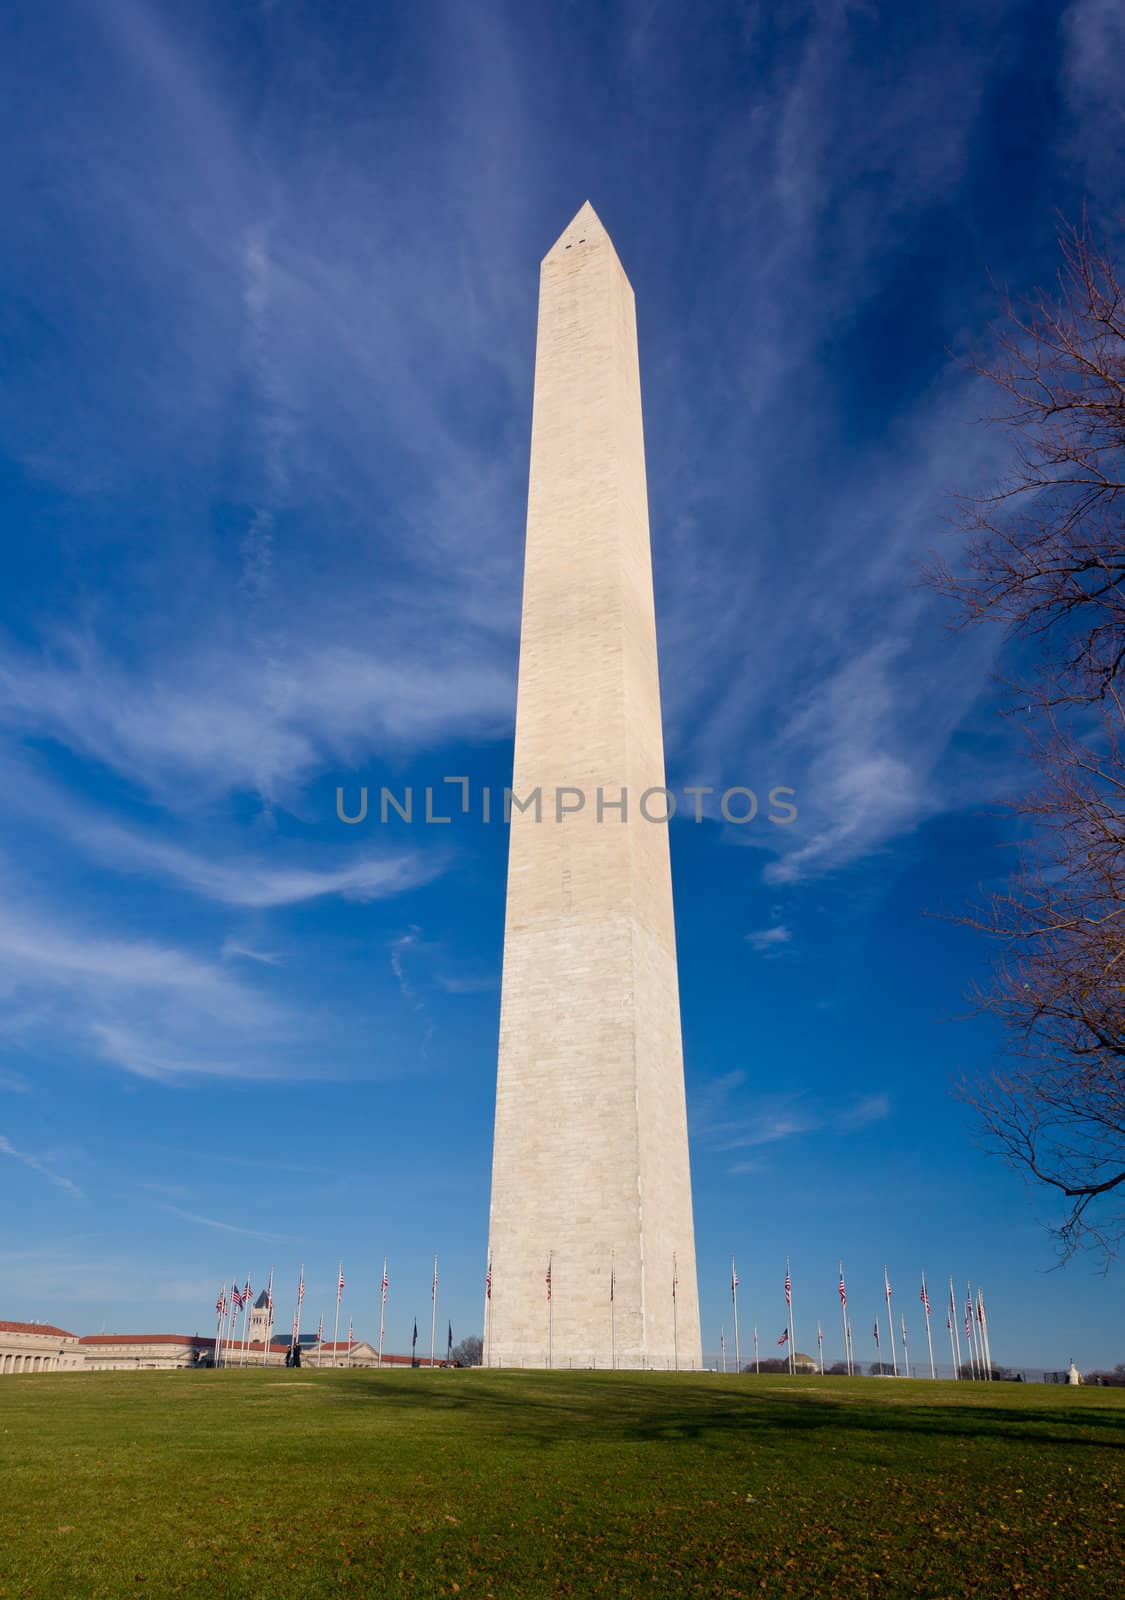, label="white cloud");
[220,940,284,967]
[692,1076,893,1155]
[0,1134,83,1198]
[837,1093,891,1131]
[746,923,793,956]
[160,1205,289,1243]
